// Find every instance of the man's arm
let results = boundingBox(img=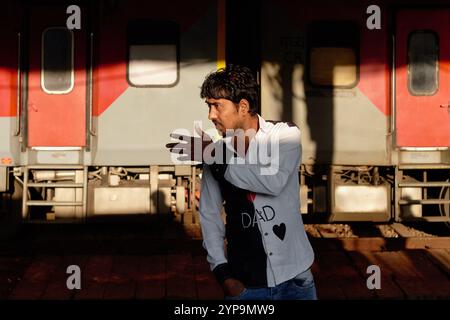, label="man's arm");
[216,125,302,196]
[166,124,302,196]
[199,165,233,283]
[200,164,248,297]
